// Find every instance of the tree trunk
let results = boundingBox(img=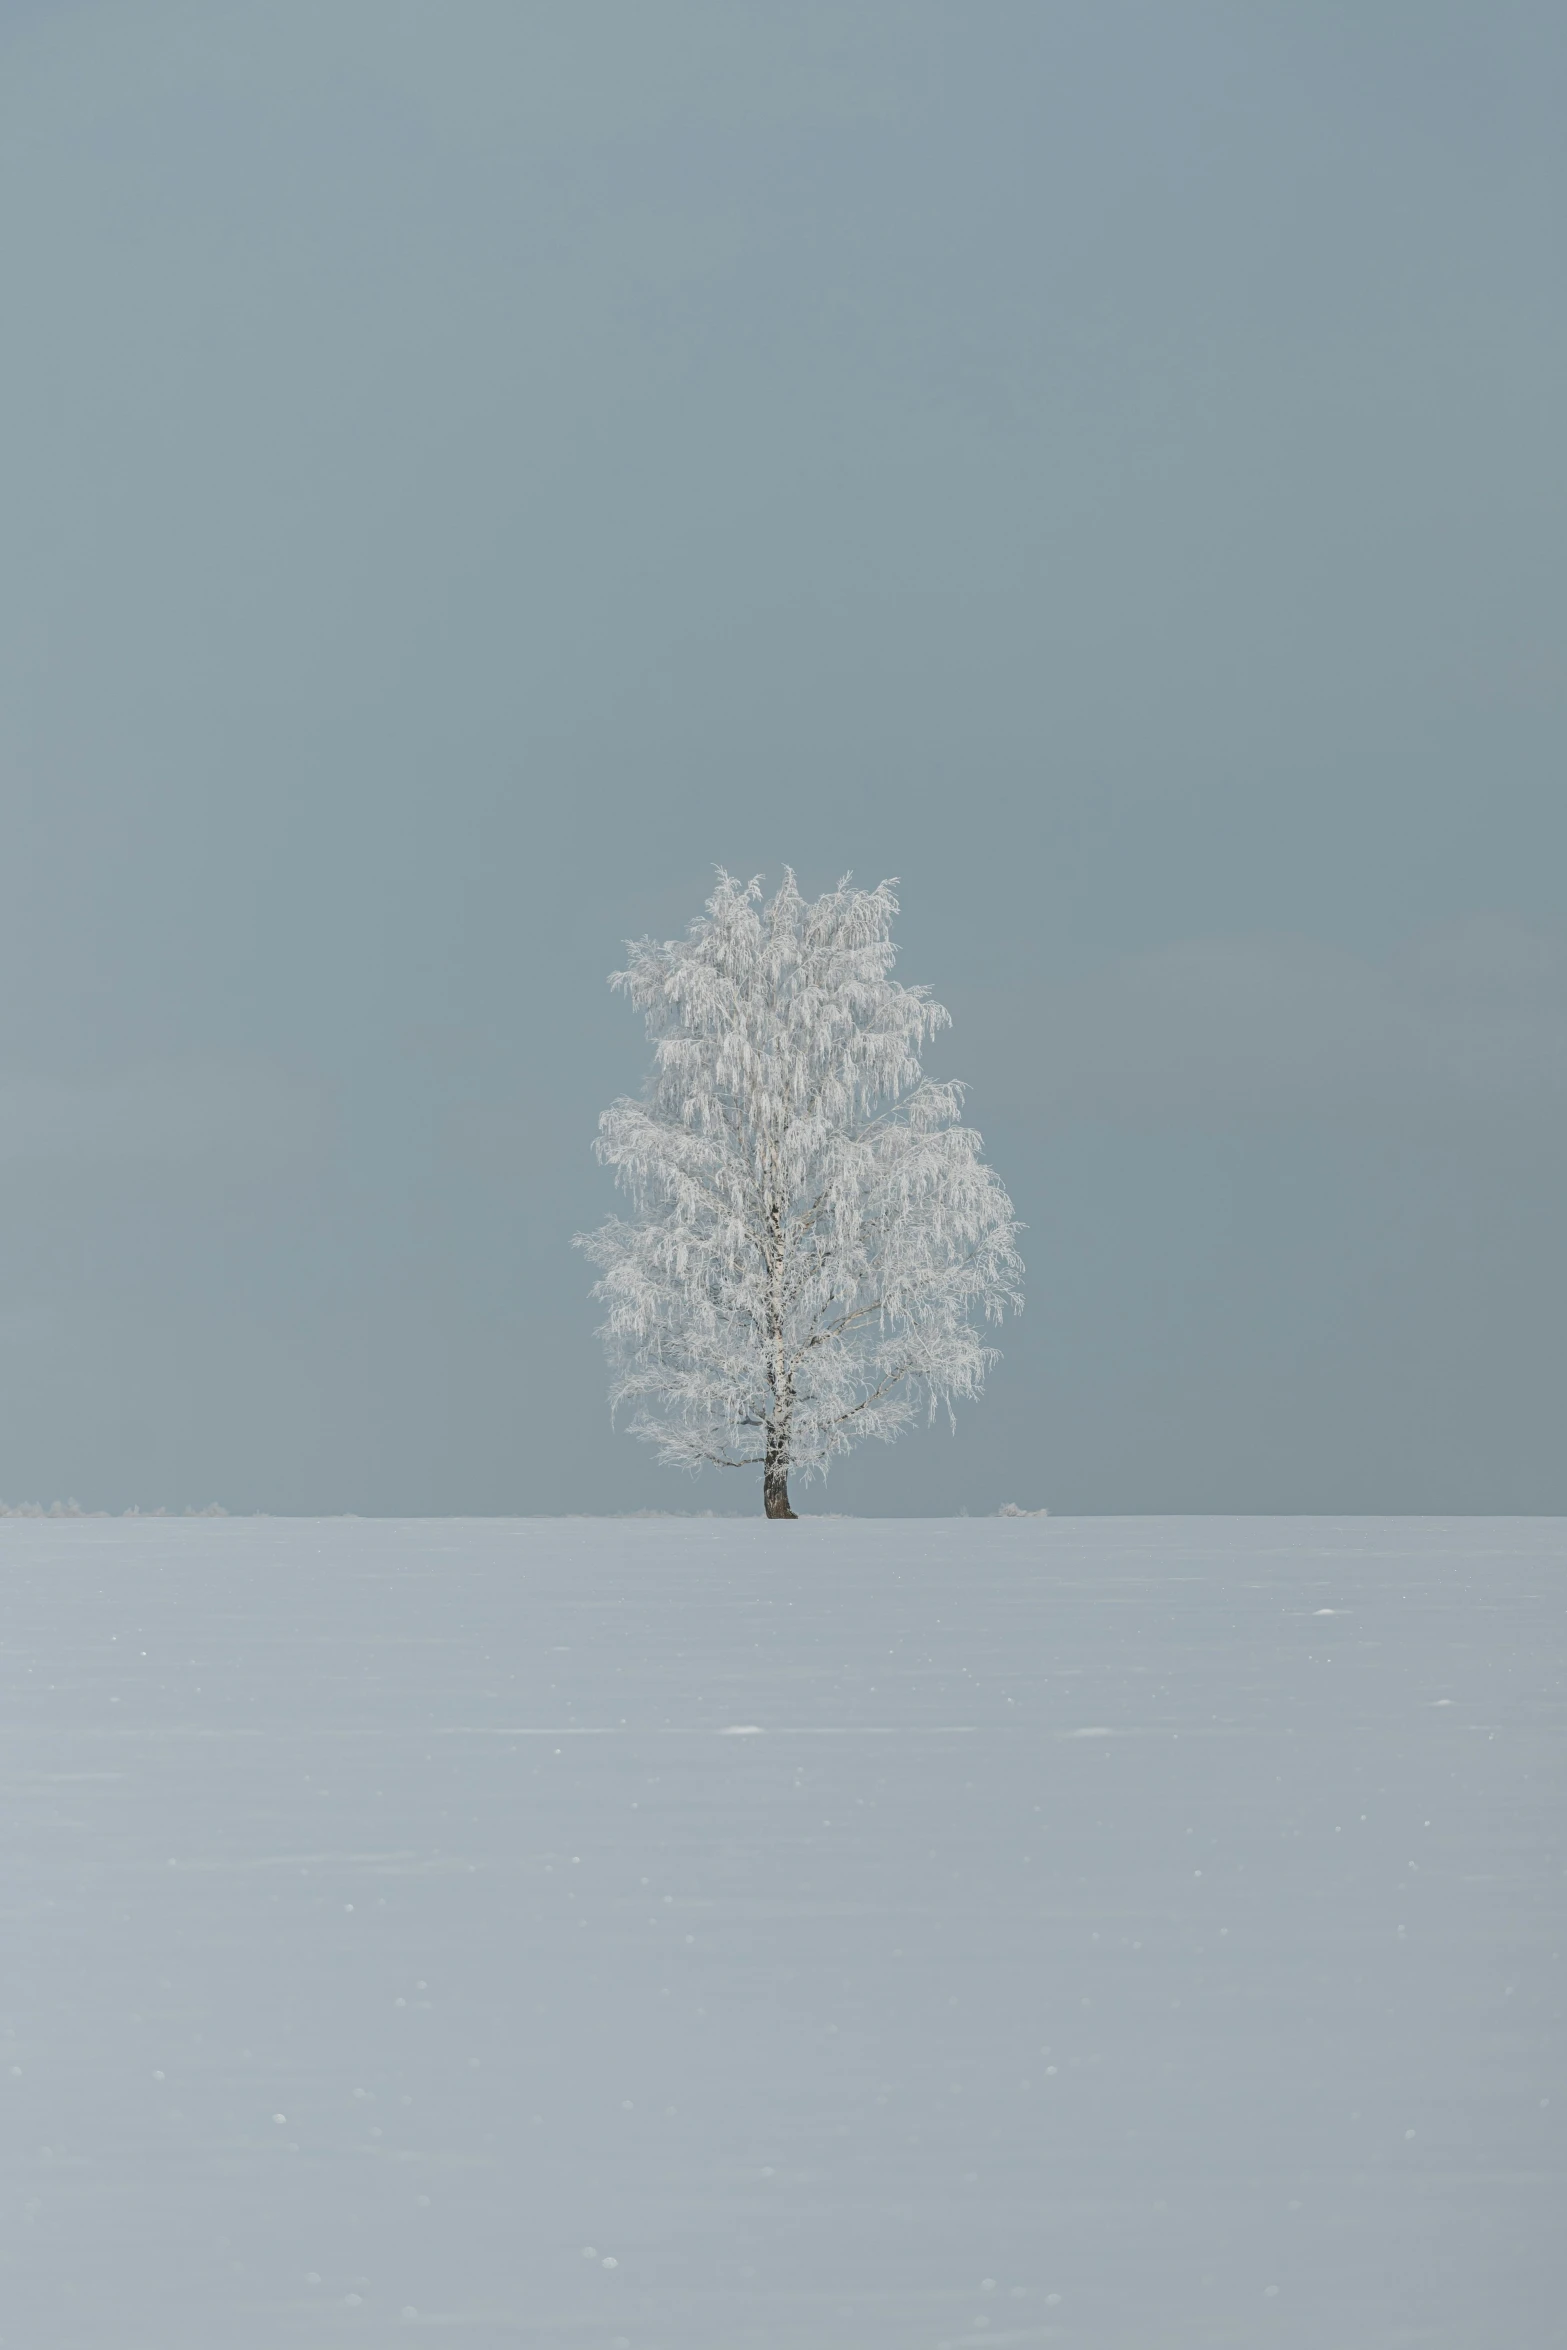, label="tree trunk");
[764,1467,795,1518]
[763,1428,796,1519]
